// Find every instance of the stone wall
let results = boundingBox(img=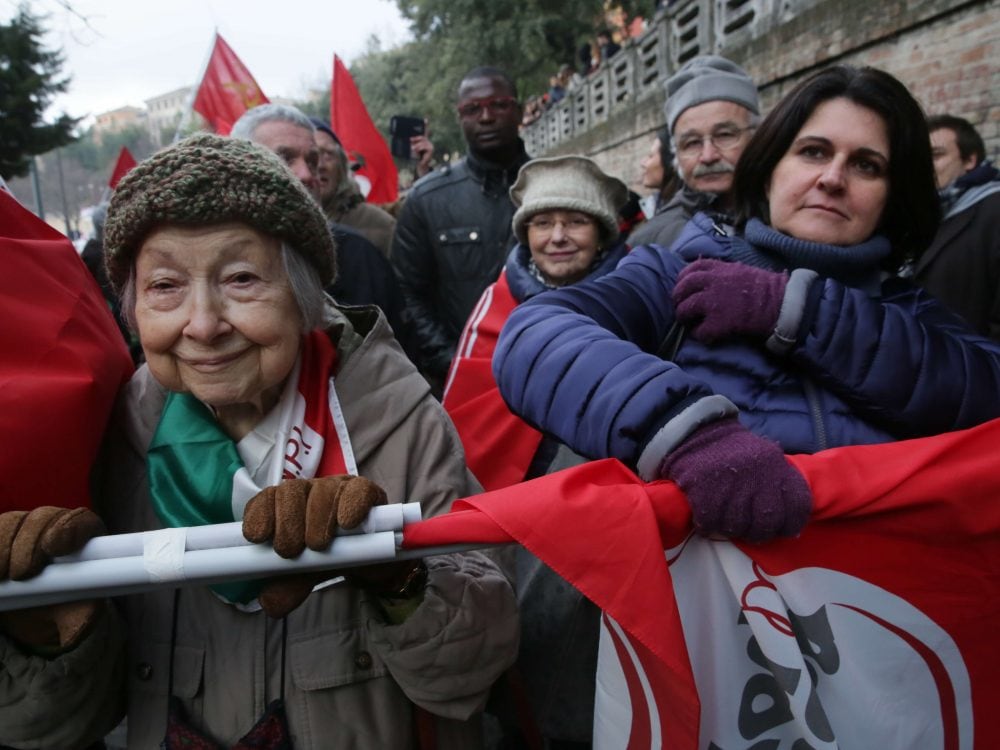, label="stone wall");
[528,0,999,193]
